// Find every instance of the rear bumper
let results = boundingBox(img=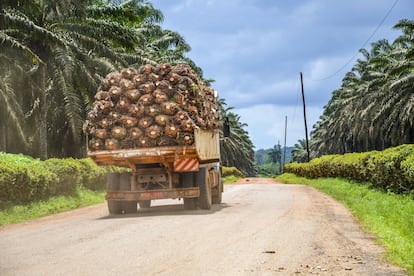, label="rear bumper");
[106,187,200,201]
